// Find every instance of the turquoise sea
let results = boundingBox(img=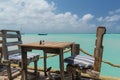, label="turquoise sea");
[22,34,120,78]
